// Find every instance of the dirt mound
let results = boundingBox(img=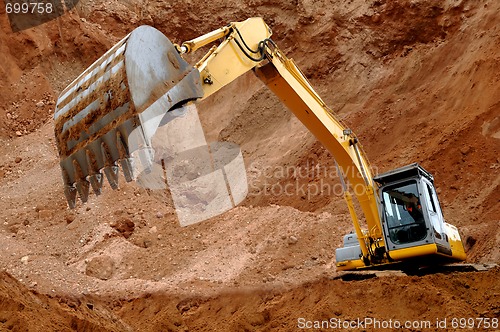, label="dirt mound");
[0,0,499,330]
[116,267,500,332]
[0,271,127,331]
[1,267,497,331]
